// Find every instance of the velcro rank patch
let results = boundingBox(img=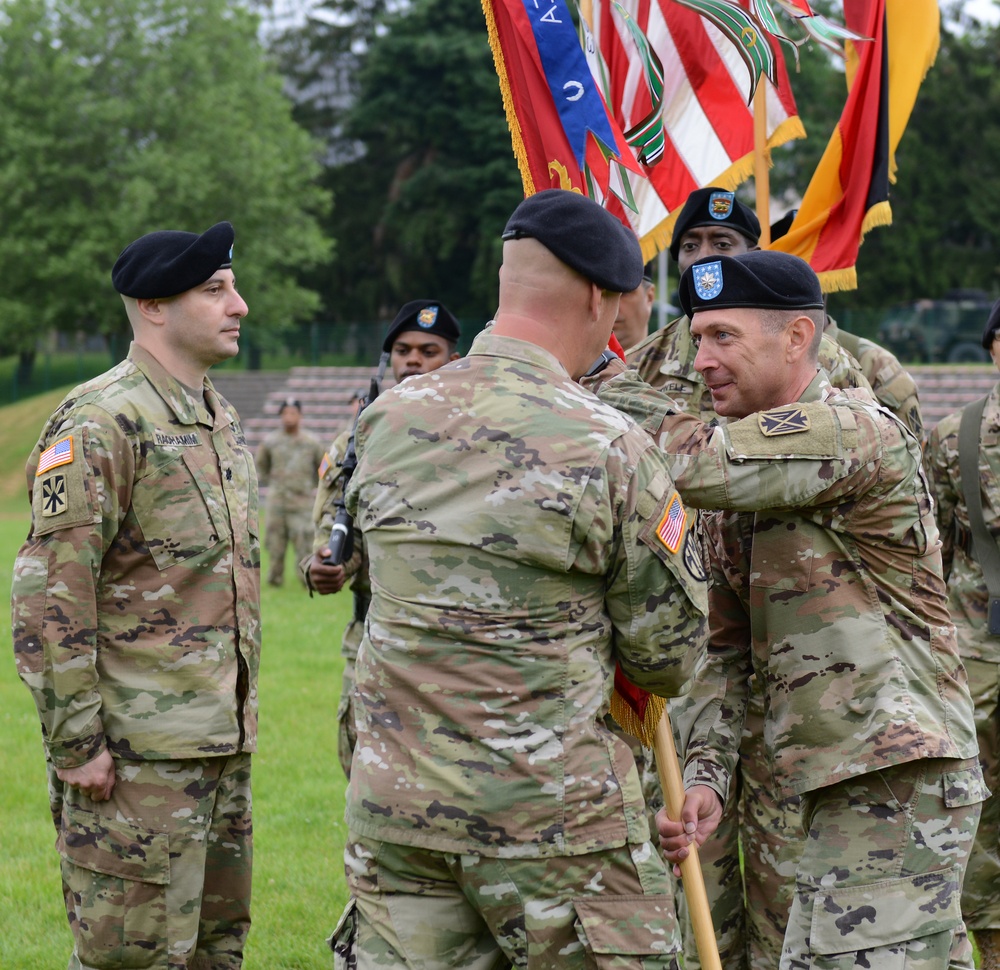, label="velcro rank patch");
[758,407,810,436]
[727,402,842,460]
